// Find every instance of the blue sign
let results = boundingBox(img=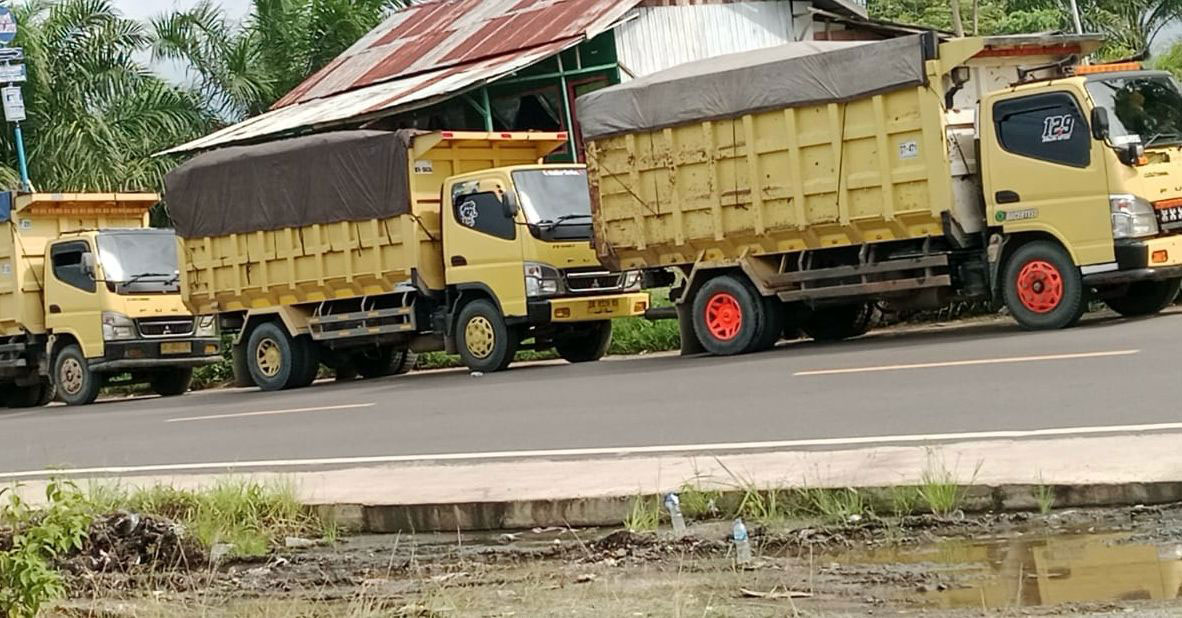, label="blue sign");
[0,7,16,46]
